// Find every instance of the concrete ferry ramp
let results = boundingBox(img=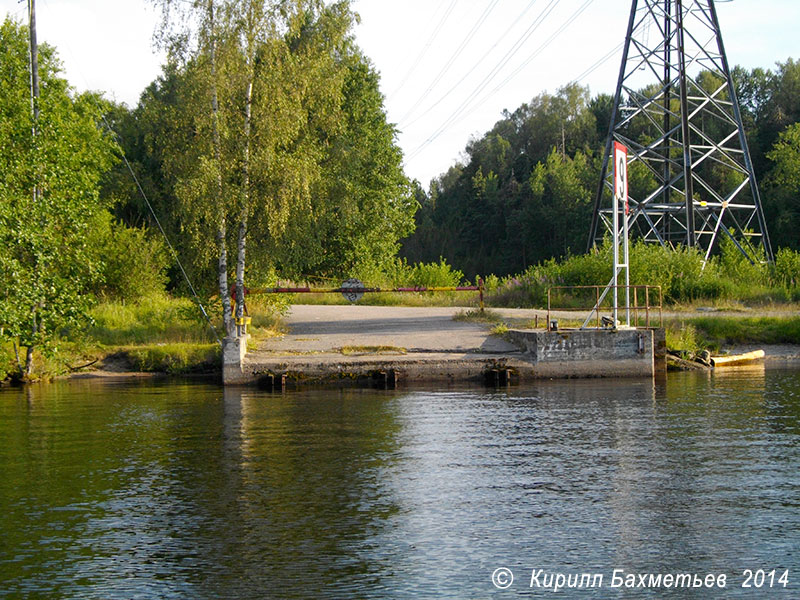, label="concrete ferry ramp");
[229,305,659,386]
[238,304,529,386]
[264,305,518,354]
